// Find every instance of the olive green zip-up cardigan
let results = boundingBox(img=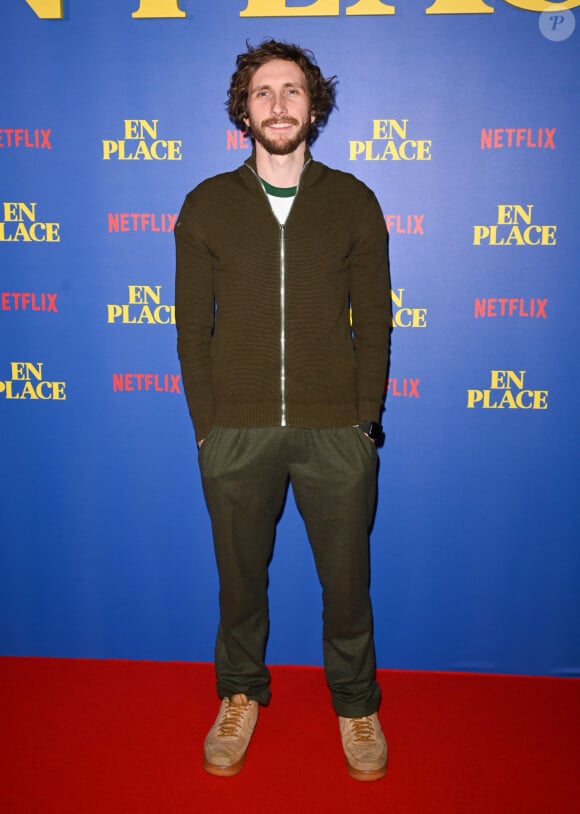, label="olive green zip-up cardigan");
[174,149,391,443]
